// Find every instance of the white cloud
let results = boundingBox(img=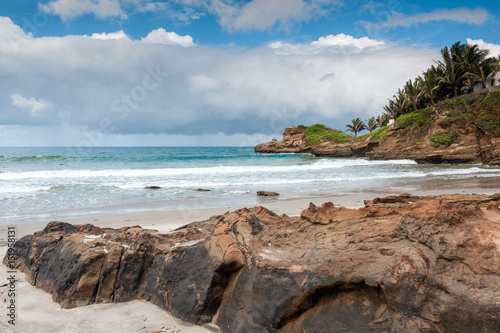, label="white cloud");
[270,33,386,55]
[210,0,343,32]
[0,17,31,41]
[0,17,438,146]
[189,75,220,91]
[89,30,130,40]
[361,7,491,30]
[467,38,500,58]
[141,28,195,47]
[39,0,127,21]
[11,94,52,117]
